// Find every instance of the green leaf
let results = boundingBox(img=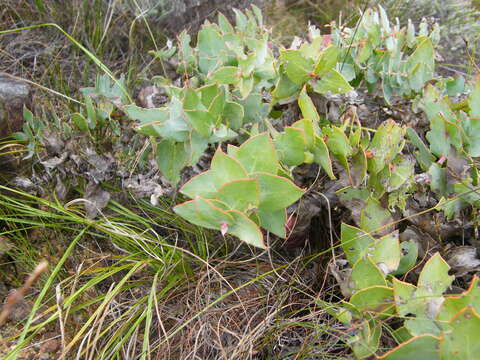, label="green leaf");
[312,70,353,94]
[393,277,419,317]
[177,31,196,73]
[462,112,480,157]
[299,32,321,59]
[197,24,229,73]
[351,148,367,187]
[233,133,279,174]
[438,276,480,323]
[151,46,176,60]
[298,86,320,124]
[11,132,28,141]
[211,66,239,84]
[124,103,188,141]
[208,91,226,125]
[356,40,373,64]
[382,77,394,105]
[227,209,265,249]
[426,114,451,158]
[95,100,112,126]
[274,127,307,166]
[371,231,401,274]
[156,139,188,185]
[323,126,353,170]
[217,12,234,34]
[292,119,315,148]
[312,136,335,179]
[238,52,256,77]
[233,8,248,32]
[22,106,34,125]
[406,37,434,92]
[272,72,301,101]
[184,109,215,138]
[215,178,259,212]
[244,10,260,35]
[406,127,435,171]
[417,252,454,297]
[377,335,440,360]
[440,307,480,360]
[341,223,376,265]
[446,76,465,96]
[238,76,254,98]
[360,197,393,236]
[428,163,447,196]
[198,84,218,108]
[393,240,418,276]
[367,120,405,175]
[338,187,370,202]
[397,253,454,336]
[251,5,263,28]
[349,121,362,148]
[173,197,233,230]
[280,49,314,86]
[209,124,237,143]
[178,146,250,198]
[314,46,340,76]
[451,182,480,206]
[211,148,249,186]
[351,257,387,291]
[163,97,191,141]
[180,171,217,199]
[350,286,395,317]
[223,32,244,58]
[349,318,382,359]
[72,113,89,132]
[391,326,412,344]
[223,101,244,130]
[227,144,239,157]
[388,187,411,212]
[85,95,97,129]
[338,61,355,83]
[469,76,480,118]
[405,318,441,337]
[406,19,416,46]
[236,93,267,124]
[258,209,286,238]
[422,85,459,157]
[254,172,304,212]
[387,158,414,192]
